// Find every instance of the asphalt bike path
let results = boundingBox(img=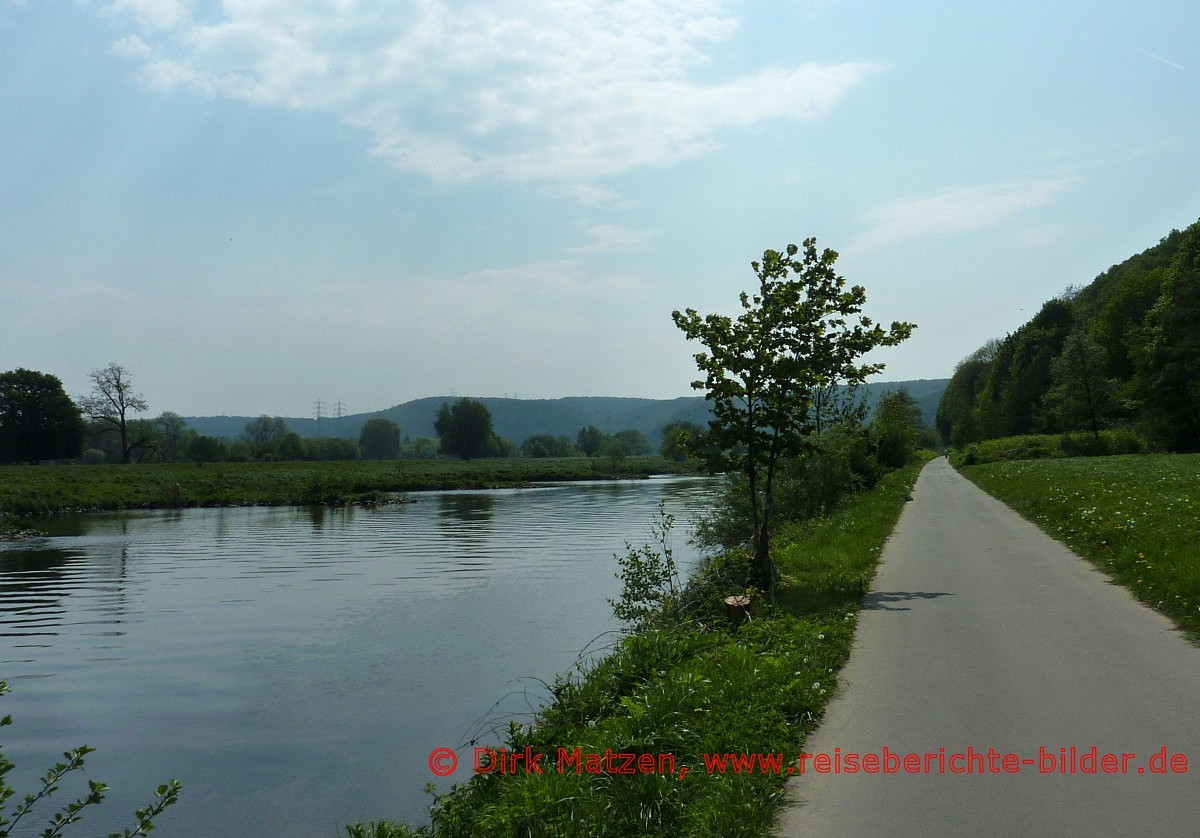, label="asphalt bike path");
[775,457,1200,836]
